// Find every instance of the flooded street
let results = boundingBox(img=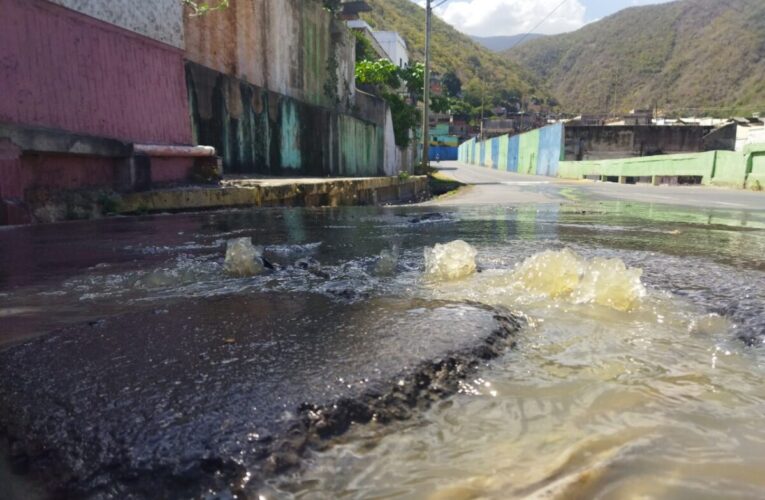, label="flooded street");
[2,198,765,498]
